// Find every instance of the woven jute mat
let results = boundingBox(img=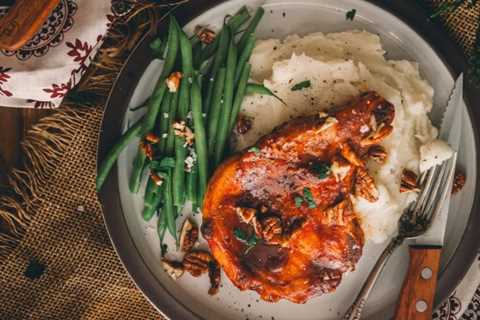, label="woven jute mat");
[0,1,478,319]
